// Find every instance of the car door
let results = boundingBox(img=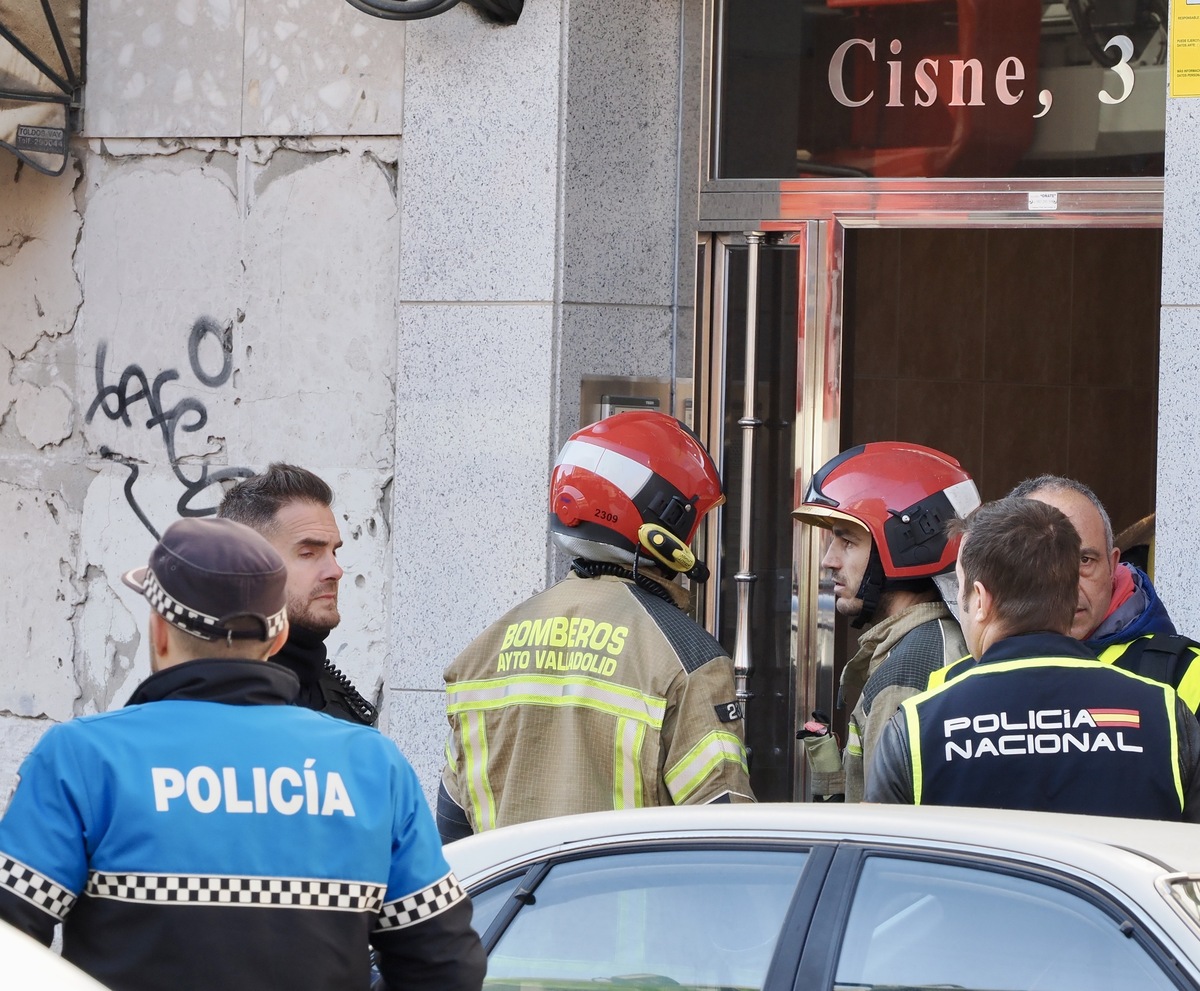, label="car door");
[797,844,1198,991]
